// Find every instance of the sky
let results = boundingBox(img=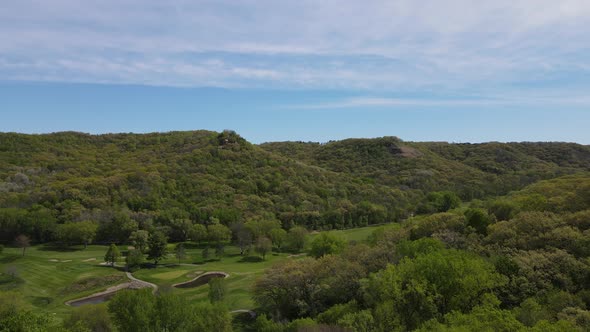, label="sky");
[1,0,589,144]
